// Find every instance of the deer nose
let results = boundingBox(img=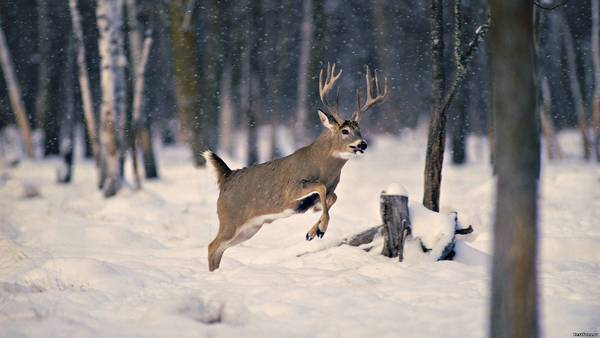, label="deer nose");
[358,141,368,150]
